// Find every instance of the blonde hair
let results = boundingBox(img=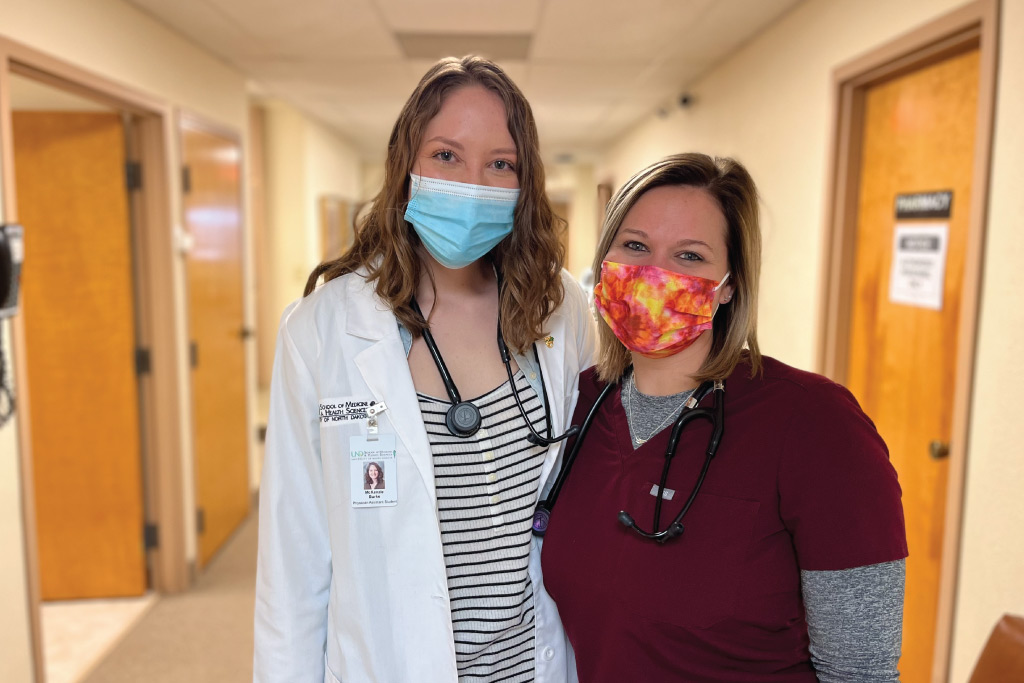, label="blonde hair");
[593,153,762,383]
[304,56,565,352]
